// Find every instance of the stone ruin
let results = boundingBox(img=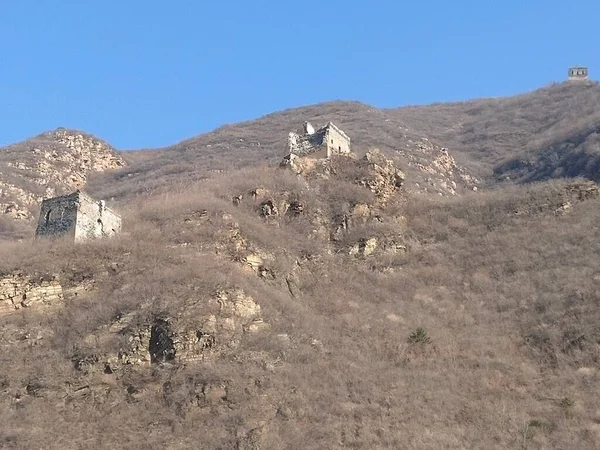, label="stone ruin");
[35,190,121,242]
[568,66,589,81]
[287,121,351,159]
